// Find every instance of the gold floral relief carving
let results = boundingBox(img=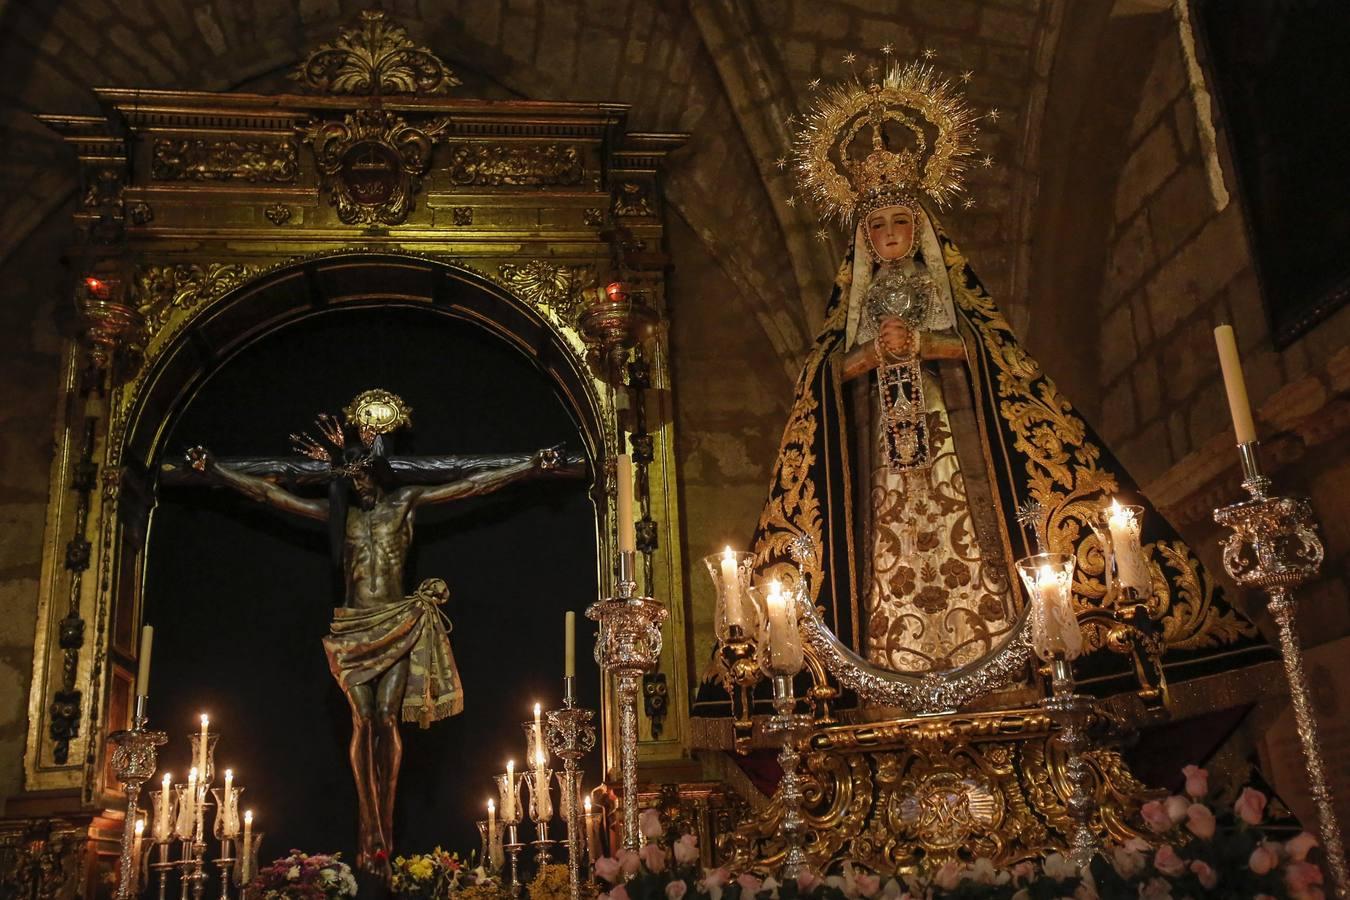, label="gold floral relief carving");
[303,109,447,225]
[938,236,1257,652]
[445,144,584,187]
[150,138,299,183]
[291,10,459,96]
[496,260,596,322]
[132,263,263,339]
